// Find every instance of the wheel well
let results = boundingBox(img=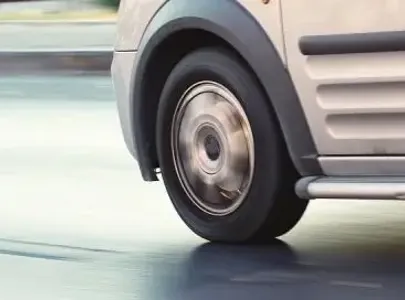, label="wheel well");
[141,29,234,169]
[140,29,283,171]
